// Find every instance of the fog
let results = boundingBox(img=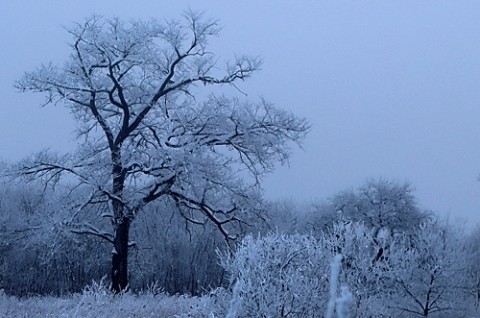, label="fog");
[1,1,479,224]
